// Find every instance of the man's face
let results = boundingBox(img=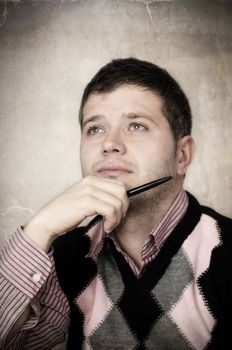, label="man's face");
[80,85,178,192]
